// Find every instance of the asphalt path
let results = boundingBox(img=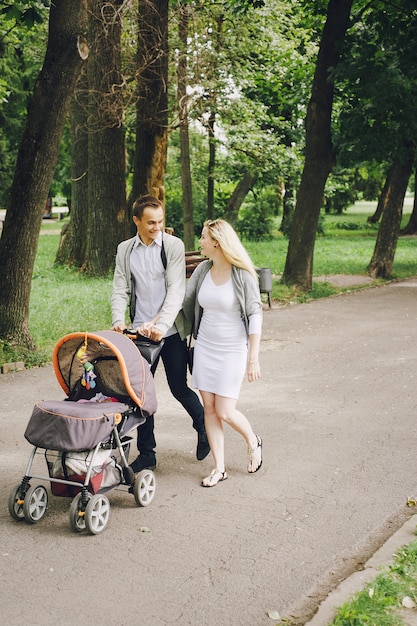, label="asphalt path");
[1,279,417,626]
